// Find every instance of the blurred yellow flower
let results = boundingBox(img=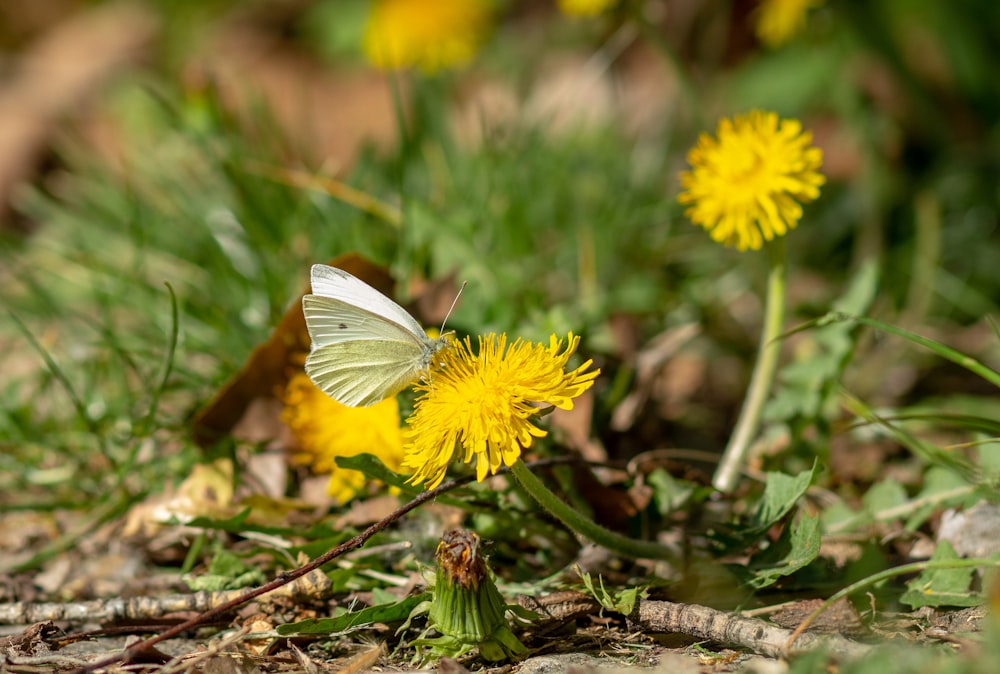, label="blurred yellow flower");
[754,0,823,48]
[282,372,404,503]
[363,0,492,72]
[678,110,825,251]
[557,0,618,17]
[403,333,599,489]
